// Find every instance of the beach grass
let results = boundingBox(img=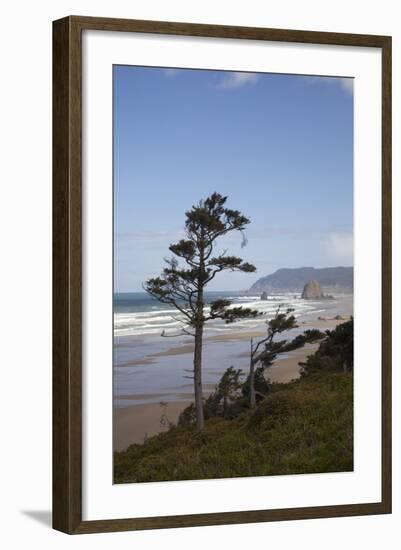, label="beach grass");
[114,370,353,483]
